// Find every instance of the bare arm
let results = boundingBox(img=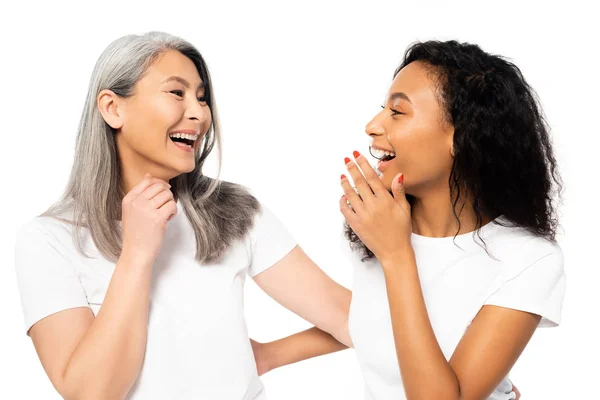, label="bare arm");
[253,246,352,347]
[252,327,348,375]
[251,246,352,372]
[28,175,176,400]
[30,252,153,400]
[381,249,538,400]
